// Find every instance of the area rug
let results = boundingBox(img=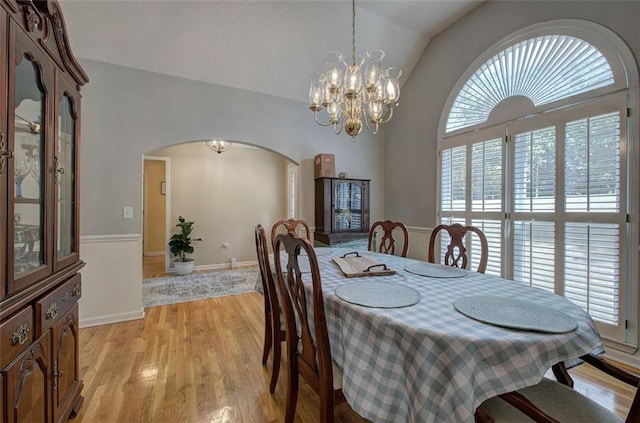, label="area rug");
[142,267,259,307]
